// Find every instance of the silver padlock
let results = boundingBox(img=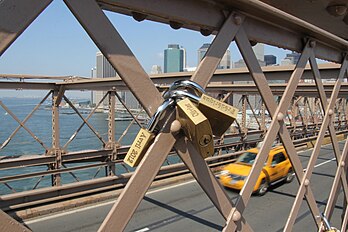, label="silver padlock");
[163,80,206,99]
[124,98,175,167]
